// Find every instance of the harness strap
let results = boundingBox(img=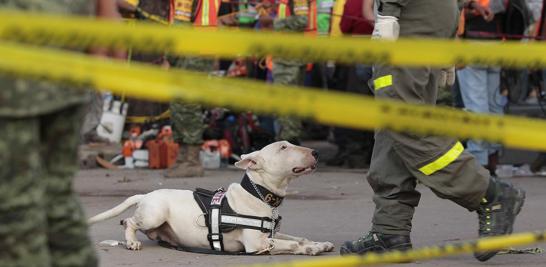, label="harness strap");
[191,180,283,254]
[209,190,226,251]
[221,215,275,232]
